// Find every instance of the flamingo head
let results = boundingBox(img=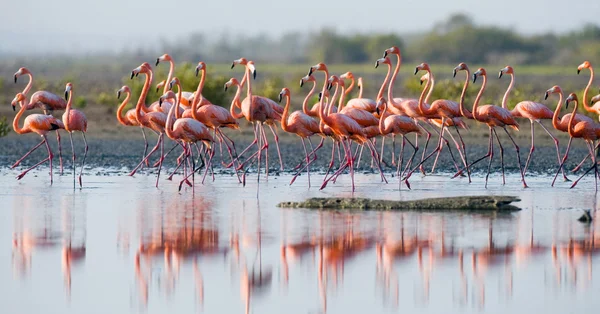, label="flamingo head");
[318,89,330,101]
[131,62,151,79]
[117,86,131,99]
[340,71,354,80]
[498,66,514,79]
[159,91,176,107]
[453,62,469,77]
[327,75,340,90]
[247,61,257,80]
[278,87,290,103]
[156,53,172,66]
[300,74,316,87]
[577,61,591,74]
[224,77,240,91]
[308,63,327,76]
[591,94,600,105]
[11,93,26,111]
[419,73,430,86]
[14,67,31,83]
[169,77,180,91]
[155,80,165,93]
[64,82,73,101]
[414,62,430,75]
[375,57,391,69]
[472,68,487,83]
[545,85,562,100]
[195,61,206,77]
[357,77,364,90]
[565,93,578,109]
[375,97,387,115]
[232,57,248,69]
[383,46,400,57]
